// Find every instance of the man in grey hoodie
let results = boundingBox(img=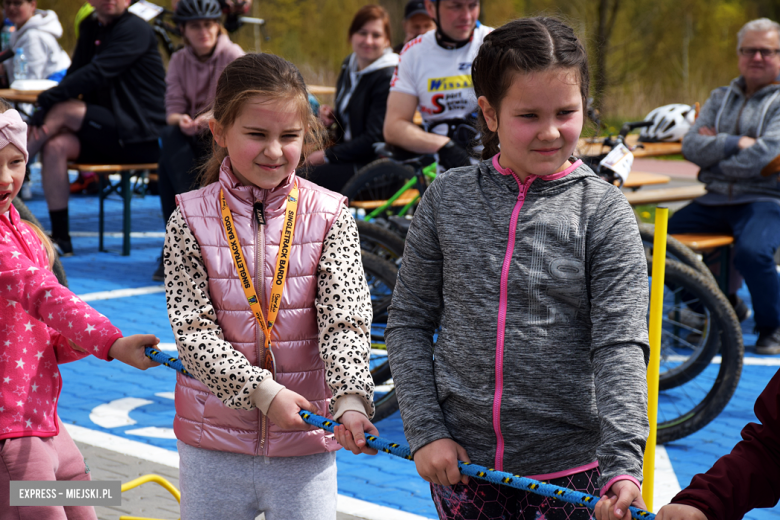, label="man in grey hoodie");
[672,18,780,355]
